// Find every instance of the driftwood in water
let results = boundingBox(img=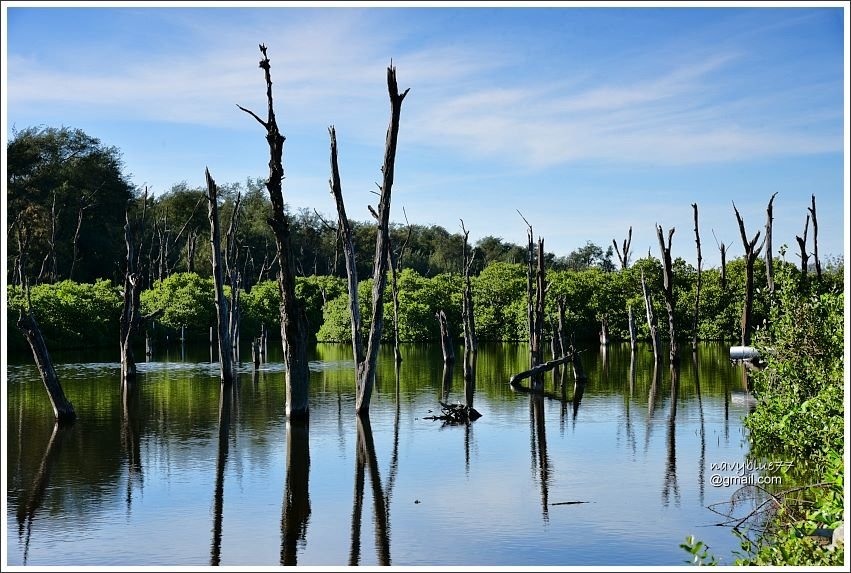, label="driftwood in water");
[239,44,310,418]
[809,194,821,281]
[691,203,703,350]
[509,353,575,388]
[206,168,235,385]
[424,401,482,425]
[733,202,764,346]
[435,310,454,363]
[656,225,678,364]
